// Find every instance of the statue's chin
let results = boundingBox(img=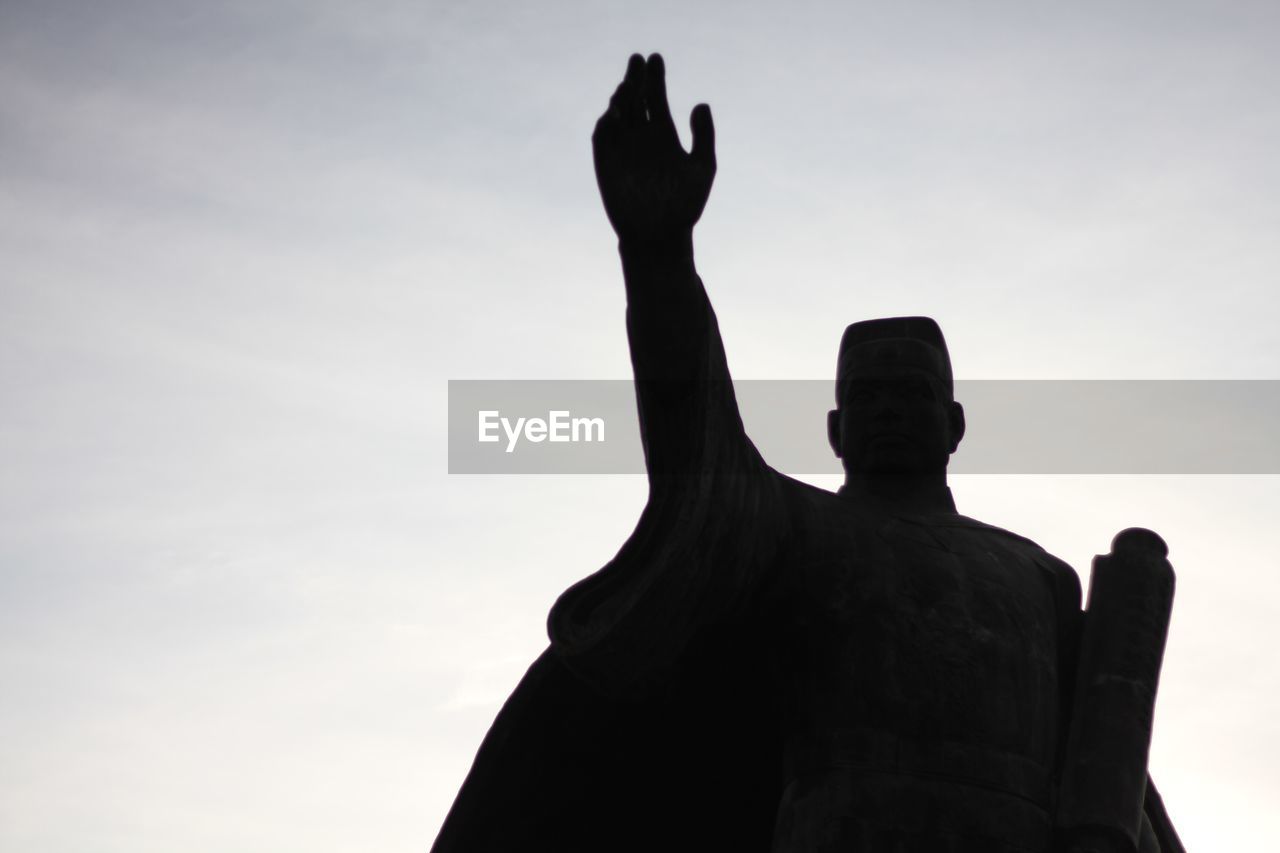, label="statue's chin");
[847,437,953,478]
